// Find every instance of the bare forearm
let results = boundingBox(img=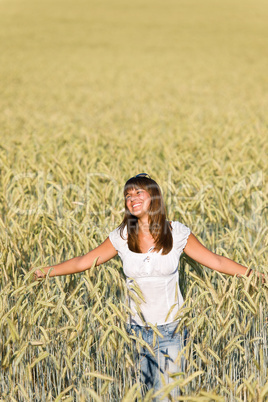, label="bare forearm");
[33,237,117,279]
[184,234,265,282]
[218,256,266,281]
[217,256,249,276]
[36,256,83,278]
